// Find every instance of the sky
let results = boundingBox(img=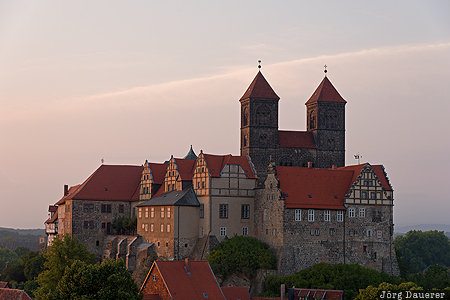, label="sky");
[1,1,449,229]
